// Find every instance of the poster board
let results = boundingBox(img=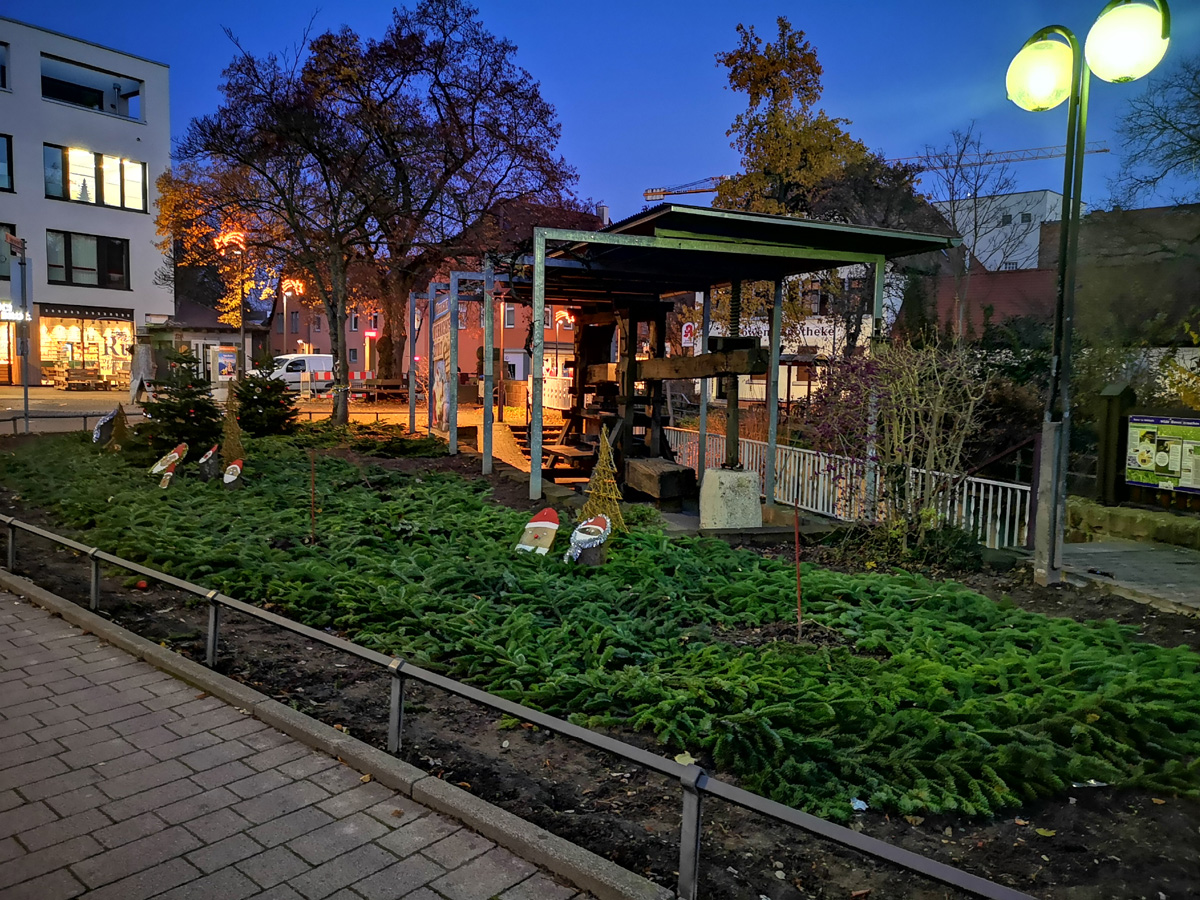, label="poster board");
[432,297,451,431]
[1126,414,1200,495]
